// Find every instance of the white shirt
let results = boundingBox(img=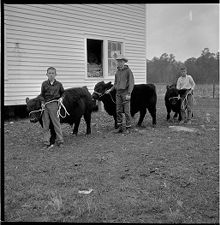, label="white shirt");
[176,75,195,90]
